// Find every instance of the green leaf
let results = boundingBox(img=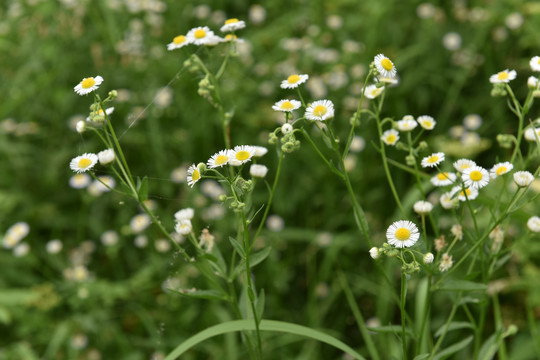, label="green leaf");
[414,355,430,360]
[136,176,148,202]
[255,289,265,324]
[231,247,272,279]
[42,322,70,360]
[366,325,415,338]
[168,288,228,301]
[477,326,516,360]
[0,289,40,306]
[433,335,473,360]
[228,236,246,259]
[164,319,366,360]
[435,321,474,338]
[437,280,488,292]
